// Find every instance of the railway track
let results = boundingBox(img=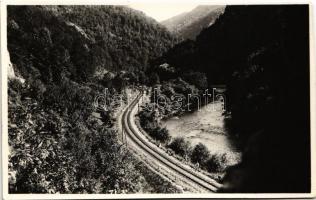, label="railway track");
[121,92,222,192]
